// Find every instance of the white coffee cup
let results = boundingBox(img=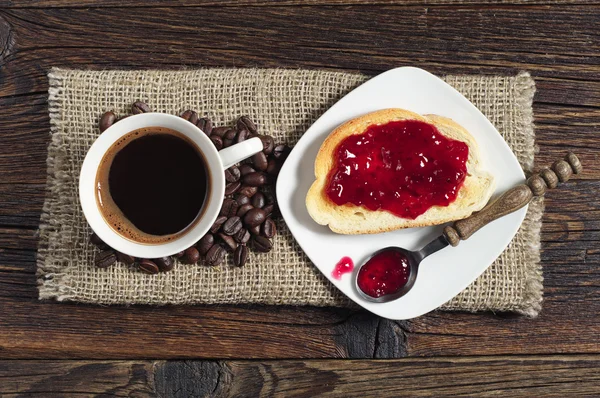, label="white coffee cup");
[79,113,263,258]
